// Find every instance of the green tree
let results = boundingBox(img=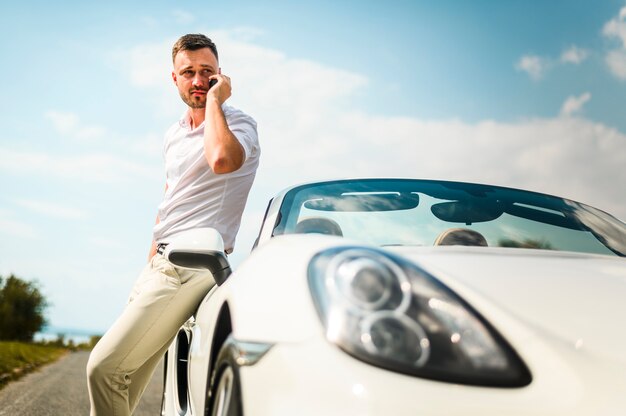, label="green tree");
[0,274,48,342]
